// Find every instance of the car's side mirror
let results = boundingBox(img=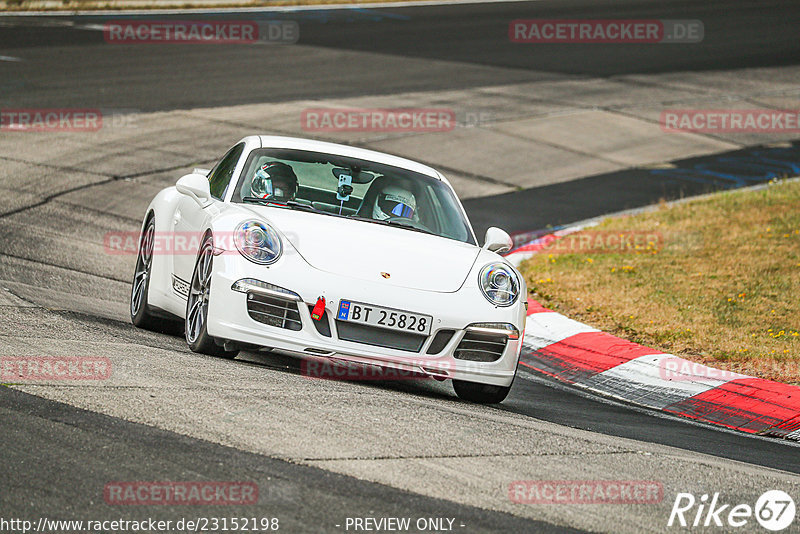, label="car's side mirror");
[176,173,212,206]
[483,227,513,254]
